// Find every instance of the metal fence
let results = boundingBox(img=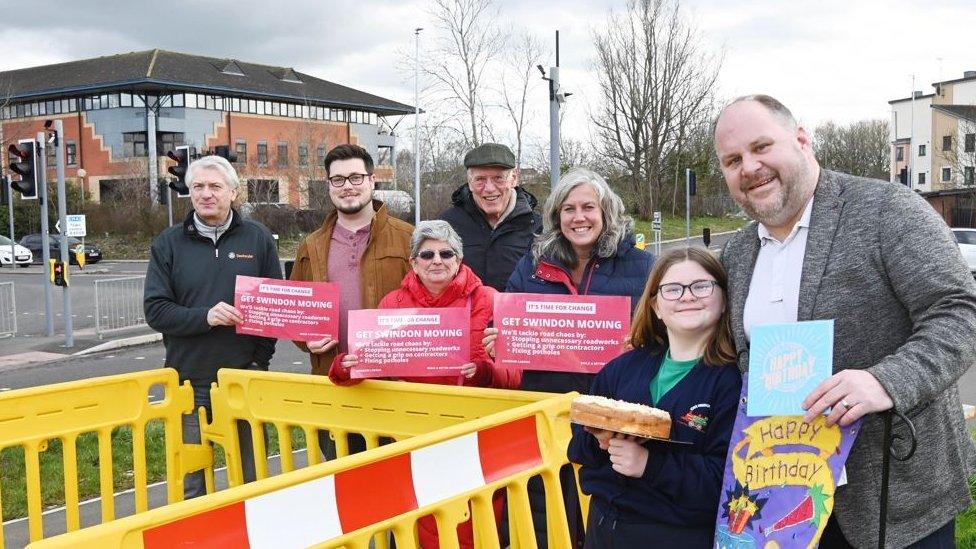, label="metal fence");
[94,276,146,338]
[0,281,16,337]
